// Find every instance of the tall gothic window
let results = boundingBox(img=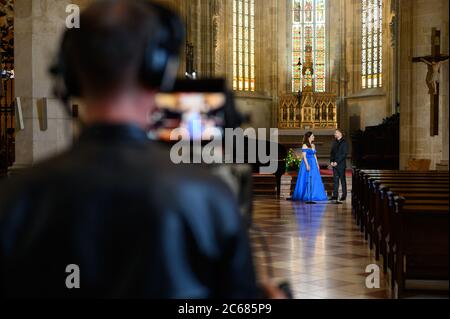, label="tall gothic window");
[233,0,255,92]
[292,0,327,93]
[361,0,383,89]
